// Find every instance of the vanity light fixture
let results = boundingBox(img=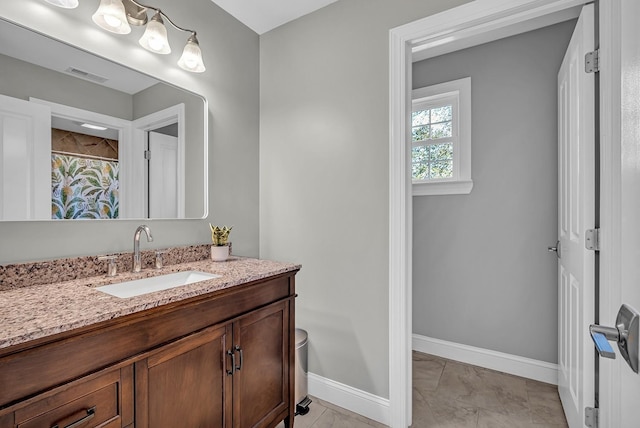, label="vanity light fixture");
[44,0,206,73]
